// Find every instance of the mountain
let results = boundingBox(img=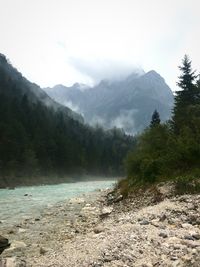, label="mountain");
[45,71,174,134]
[0,54,83,123]
[0,54,134,187]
